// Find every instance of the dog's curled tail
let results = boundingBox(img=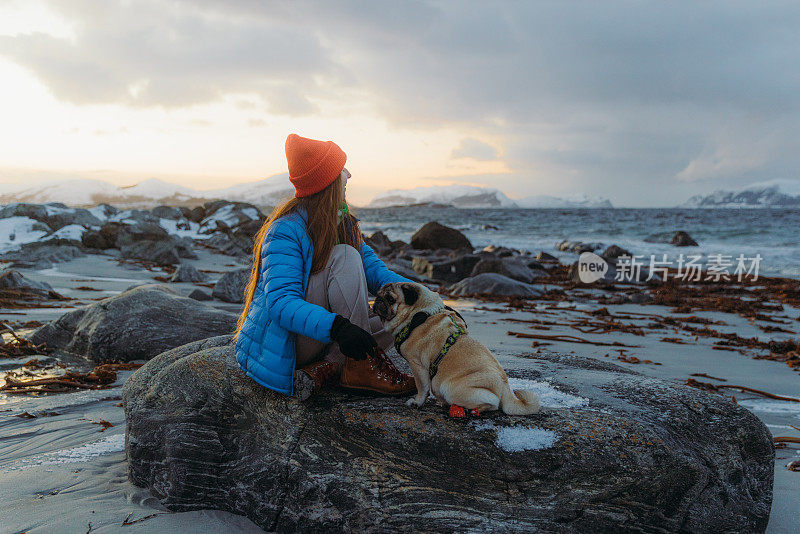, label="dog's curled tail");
[499,387,540,416]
